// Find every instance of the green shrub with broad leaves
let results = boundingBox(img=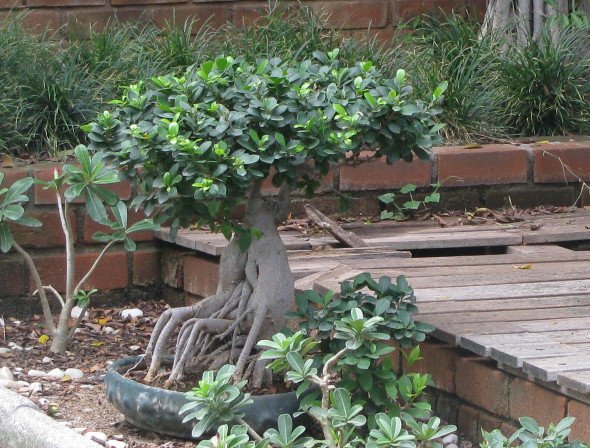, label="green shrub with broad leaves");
[0,145,157,353]
[84,51,445,237]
